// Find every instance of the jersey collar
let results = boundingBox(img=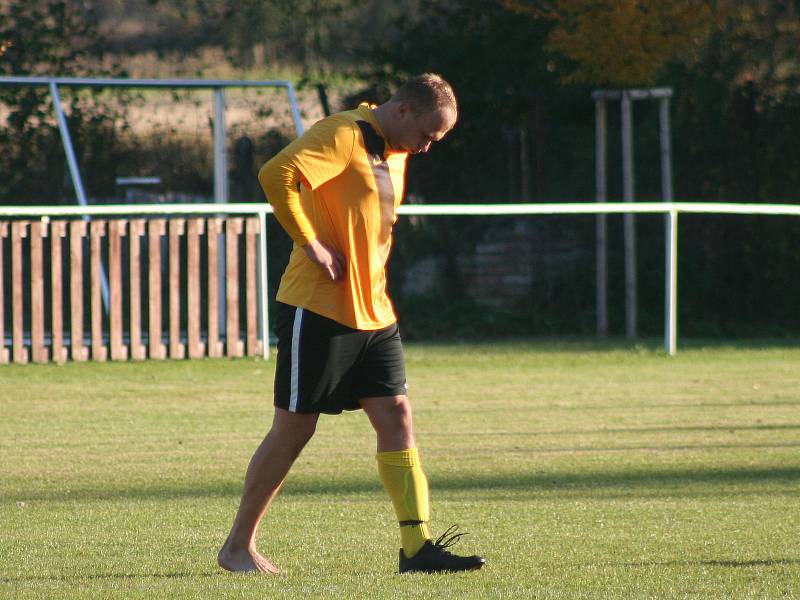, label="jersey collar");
[356,103,407,158]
